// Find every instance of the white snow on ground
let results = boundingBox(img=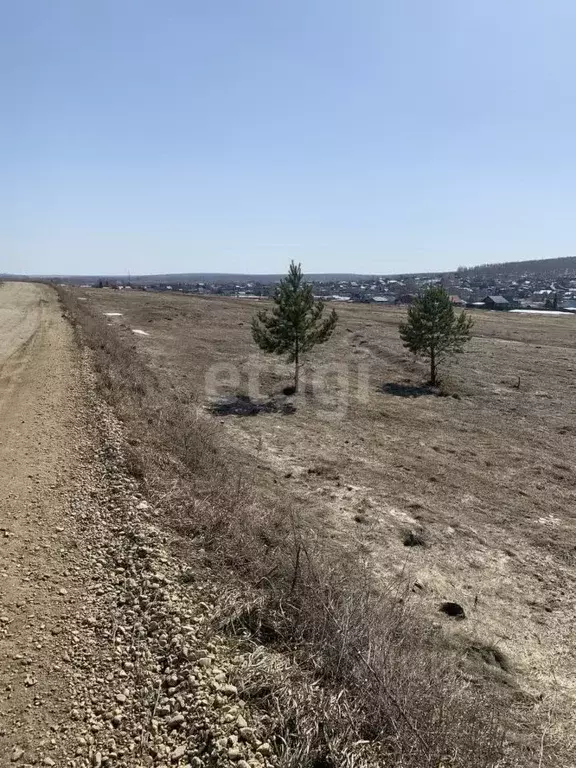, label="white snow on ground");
[132,329,150,336]
[104,312,123,317]
[509,309,574,316]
